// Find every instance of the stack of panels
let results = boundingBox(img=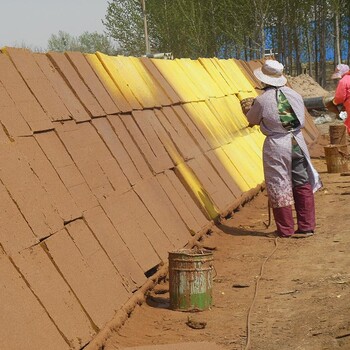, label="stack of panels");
[136,58,265,218]
[4,47,72,122]
[34,52,91,122]
[0,48,209,350]
[0,53,53,132]
[1,46,318,349]
[65,51,120,115]
[150,58,203,102]
[198,58,233,96]
[218,58,257,94]
[235,59,260,89]
[85,53,132,112]
[176,58,225,99]
[48,51,106,117]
